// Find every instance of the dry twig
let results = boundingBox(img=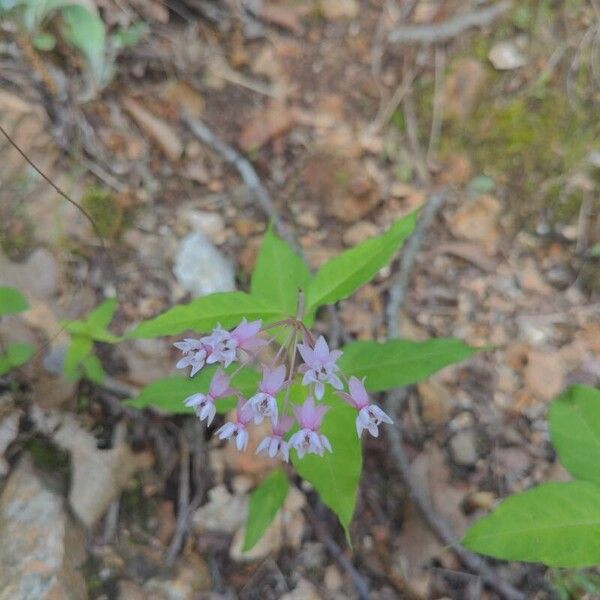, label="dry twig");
[384,191,526,600]
[388,1,510,43]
